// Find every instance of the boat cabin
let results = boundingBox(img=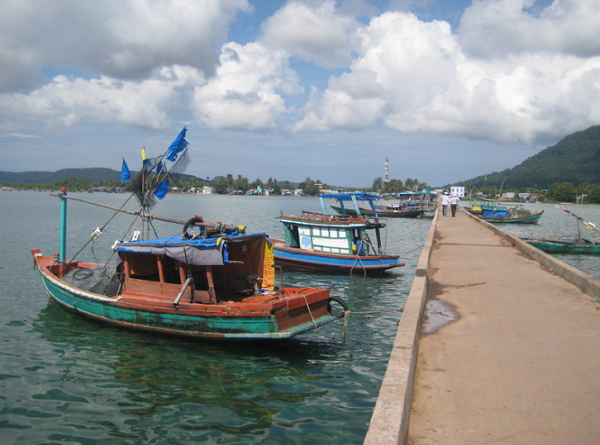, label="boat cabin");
[279,212,374,256]
[117,233,275,305]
